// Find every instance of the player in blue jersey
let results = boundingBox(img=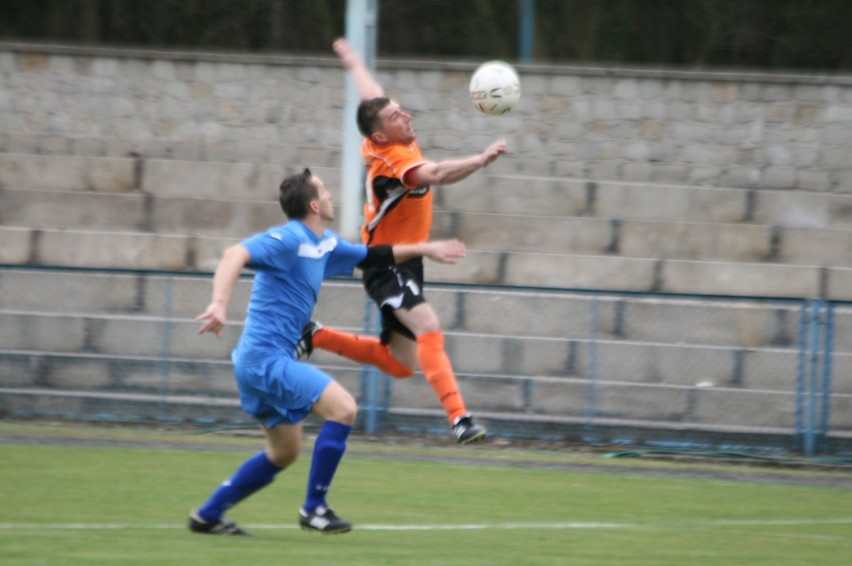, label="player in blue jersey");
[187,168,466,536]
